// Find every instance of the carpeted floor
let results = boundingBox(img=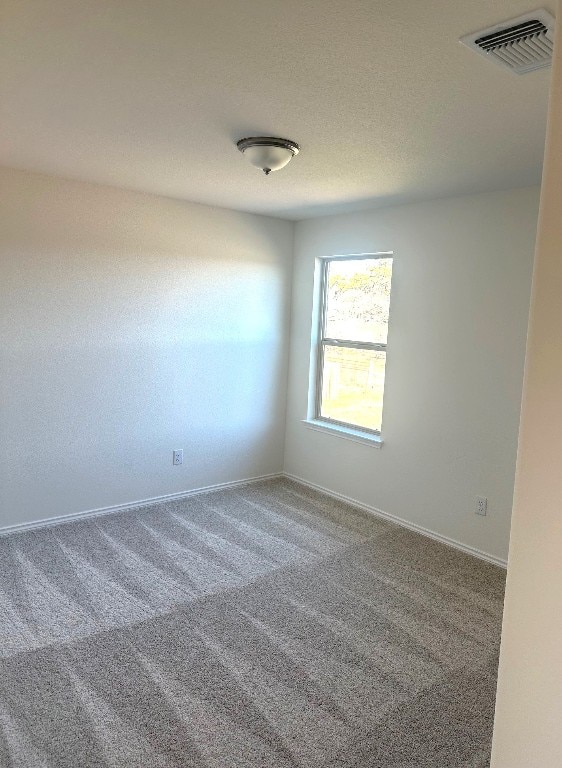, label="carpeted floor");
[0,478,505,767]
